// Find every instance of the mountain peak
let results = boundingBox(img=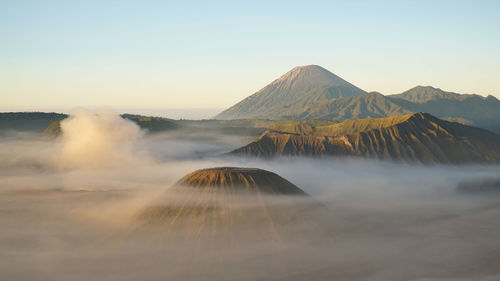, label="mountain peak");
[287,64,330,74]
[272,64,350,88]
[291,64,326,70]
[391,85,458,103]
[215,65,366,119]
[177,167,307,195]
[412,85,441,91]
